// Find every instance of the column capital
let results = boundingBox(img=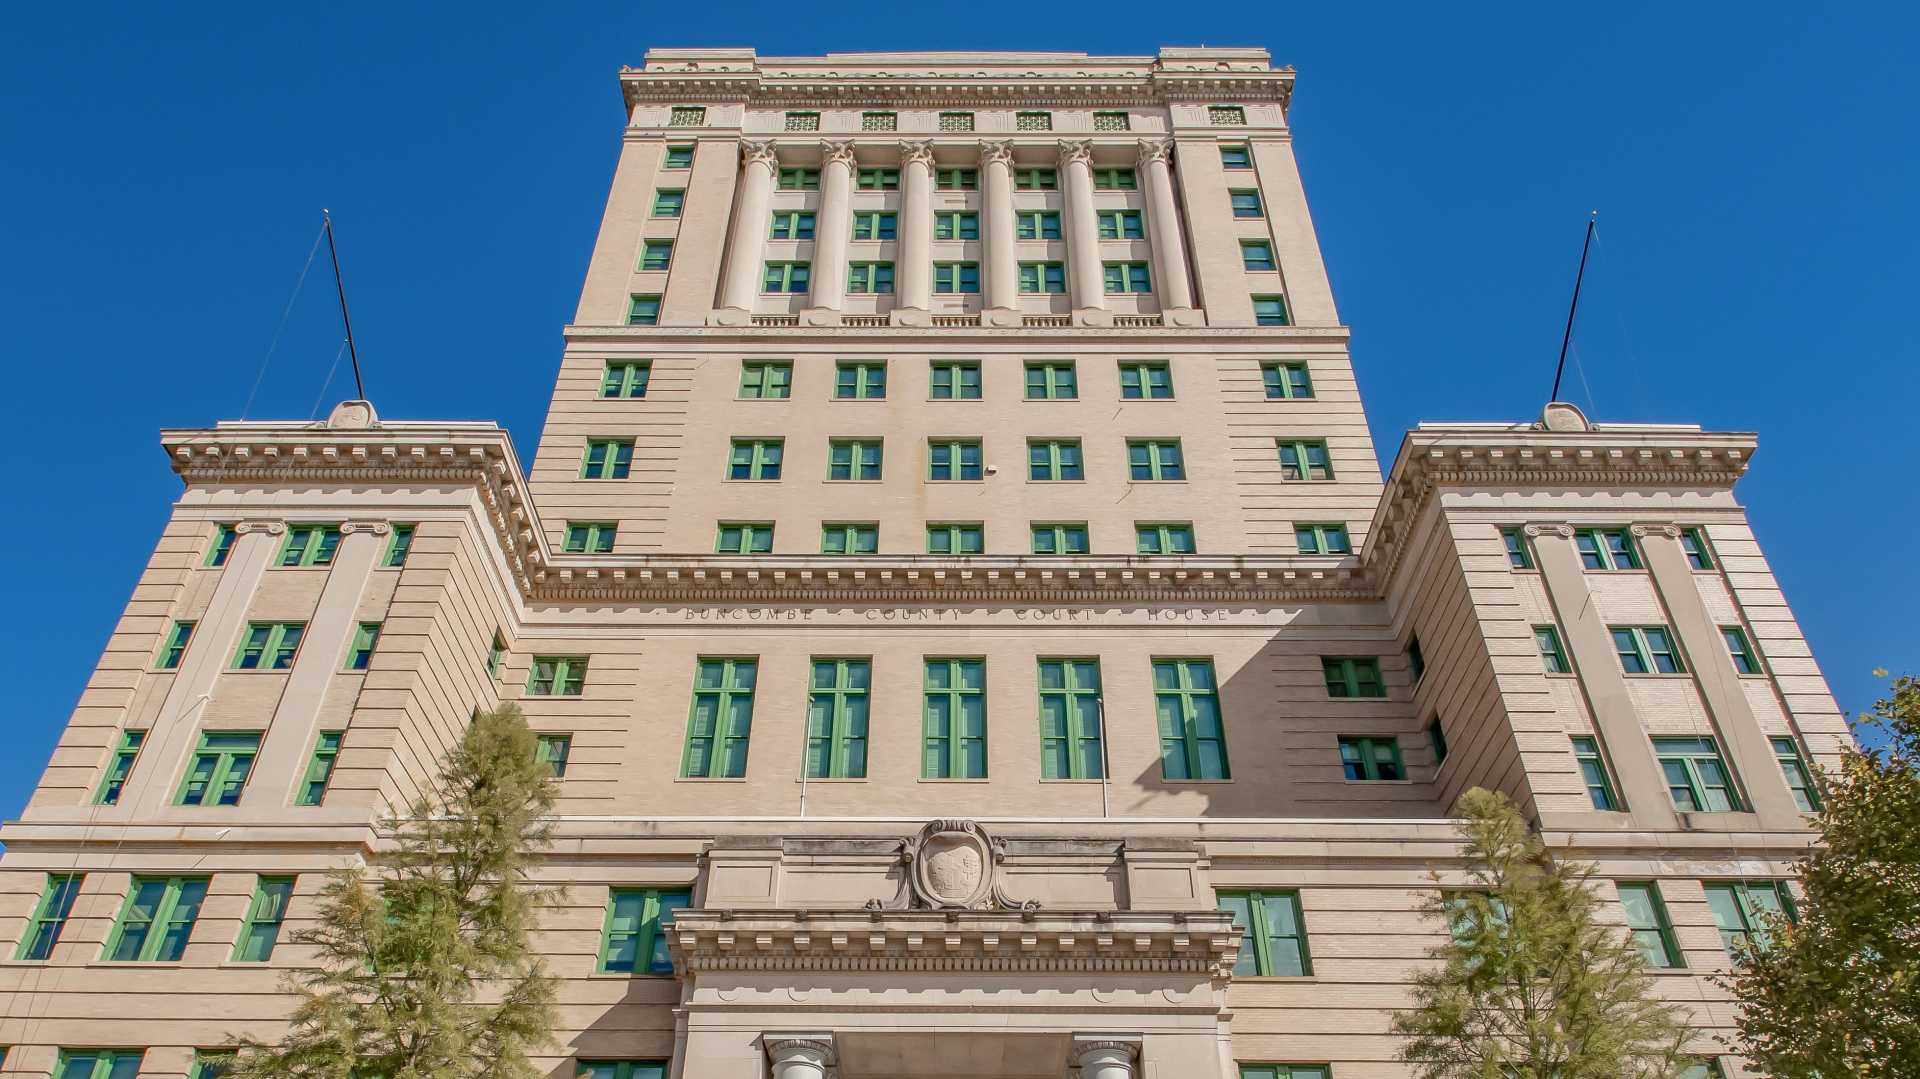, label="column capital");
[1630,523,1683,539]
[1072,1035,1143,1067]
[339,520,393,536]
[1136,137,1175,167]
[766,1035,837,1067]
[899,139,935,168]
[741,139,779,171]
[822,139,858,168]
[1057,138,1093,167]
[1525,523,1575,539]
[980,139,1015,166]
